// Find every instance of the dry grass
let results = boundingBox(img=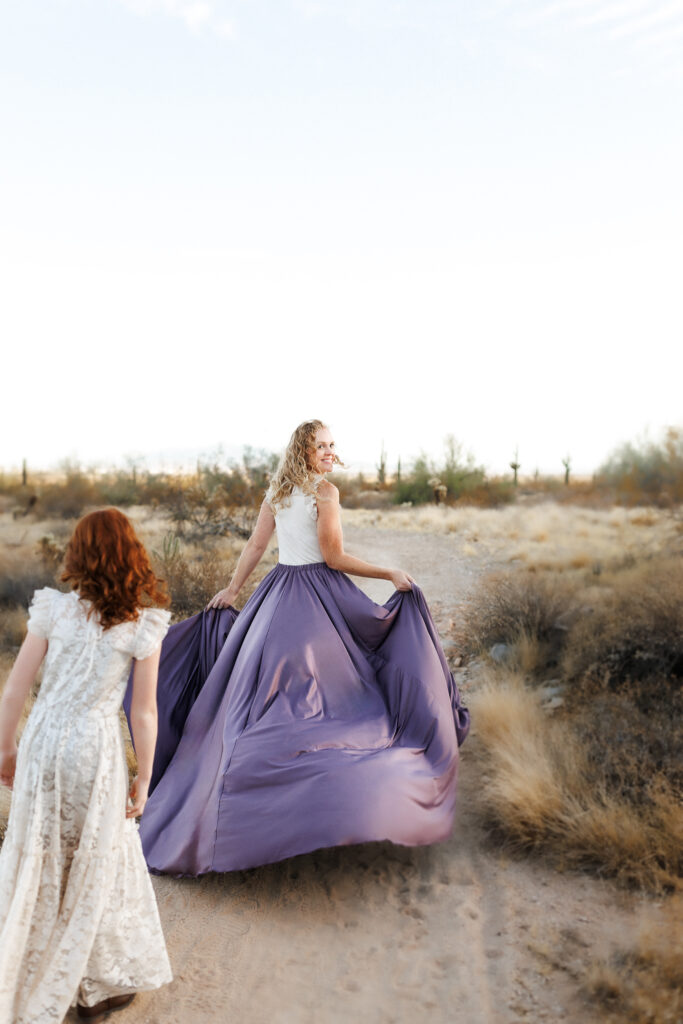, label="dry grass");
[342,502,680,573]
[585,893,683,1023]
[122,508,278,619]
[149,532,276,620]
[563,558,683,691]
[464,542,682,893]
[0,547,58,611]
[0,607,29,652]
[454,571,577,665]
[470,672,682,891]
